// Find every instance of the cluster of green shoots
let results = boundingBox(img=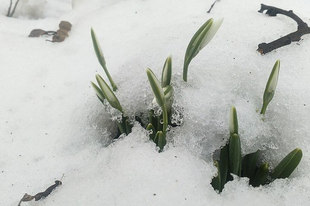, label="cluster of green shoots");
[211,61,303,192]
[90,18,223,151]
[89,18,302,190]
